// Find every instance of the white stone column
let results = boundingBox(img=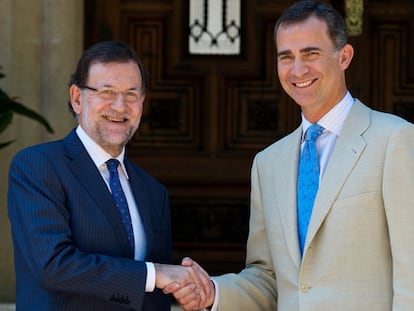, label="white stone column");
[42,0,83,137]
[0,0,83,302]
